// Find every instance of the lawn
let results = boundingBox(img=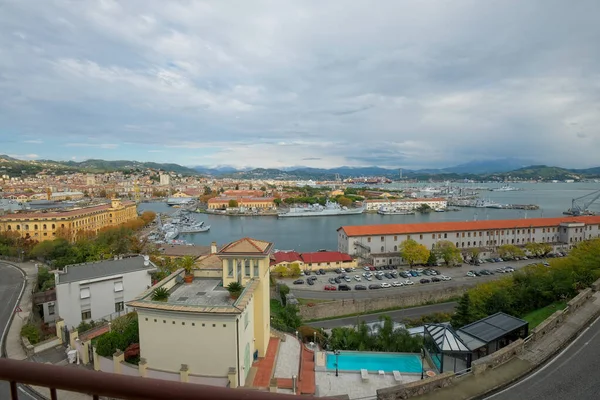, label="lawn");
[522,301,568,329]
